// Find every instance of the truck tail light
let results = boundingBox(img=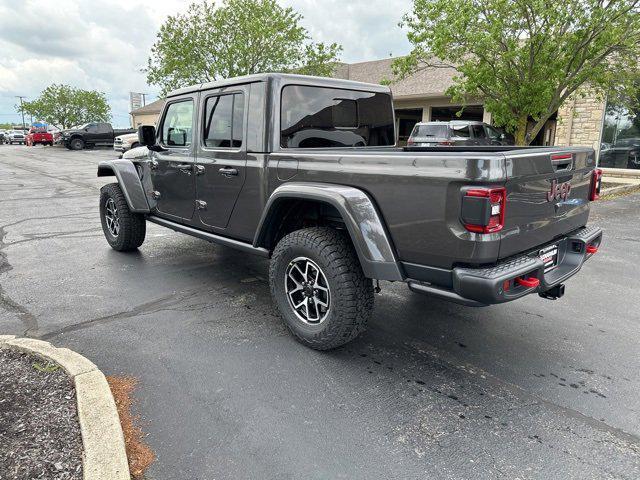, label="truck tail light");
[439,141,454,146]
[407,139,415,146]
[590,168,602,201]
[462,187,507,234]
